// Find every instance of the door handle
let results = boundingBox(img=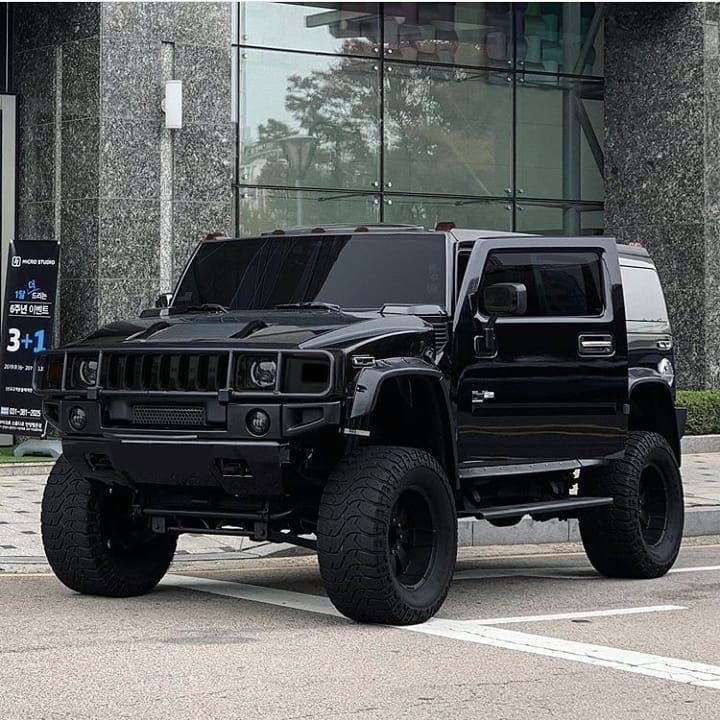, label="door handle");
[578,333,615,356]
